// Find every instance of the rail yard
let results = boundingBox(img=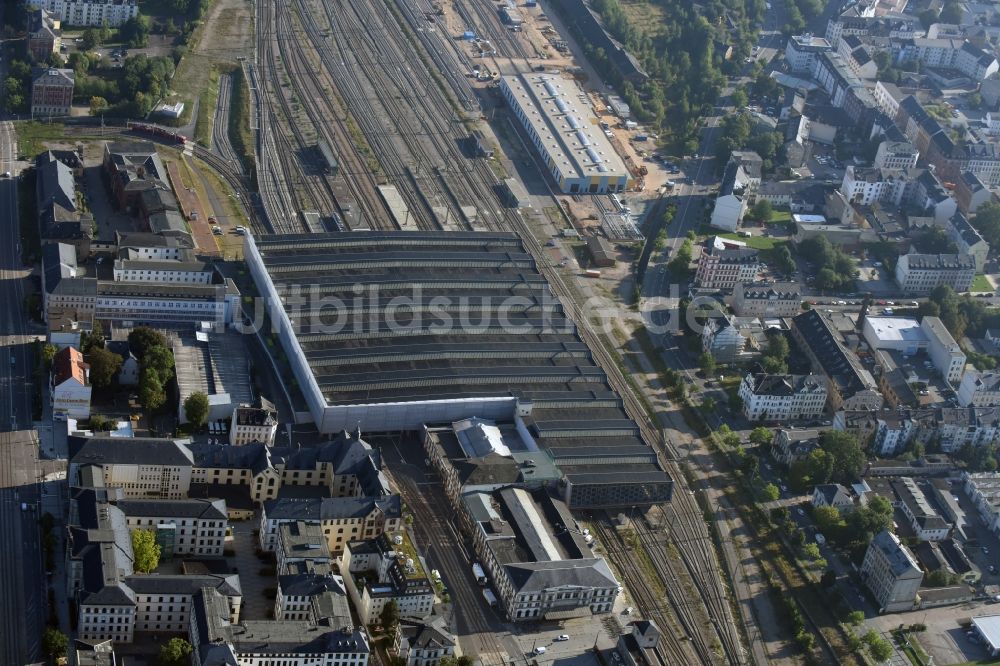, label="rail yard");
[219,0,755,663]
